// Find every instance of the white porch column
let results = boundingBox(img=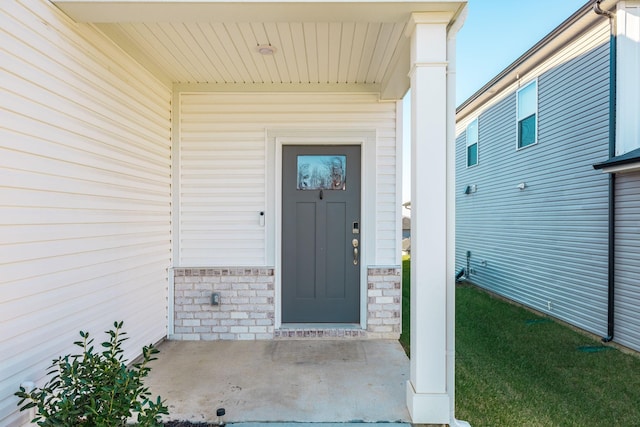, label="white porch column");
[405,12,462,425]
